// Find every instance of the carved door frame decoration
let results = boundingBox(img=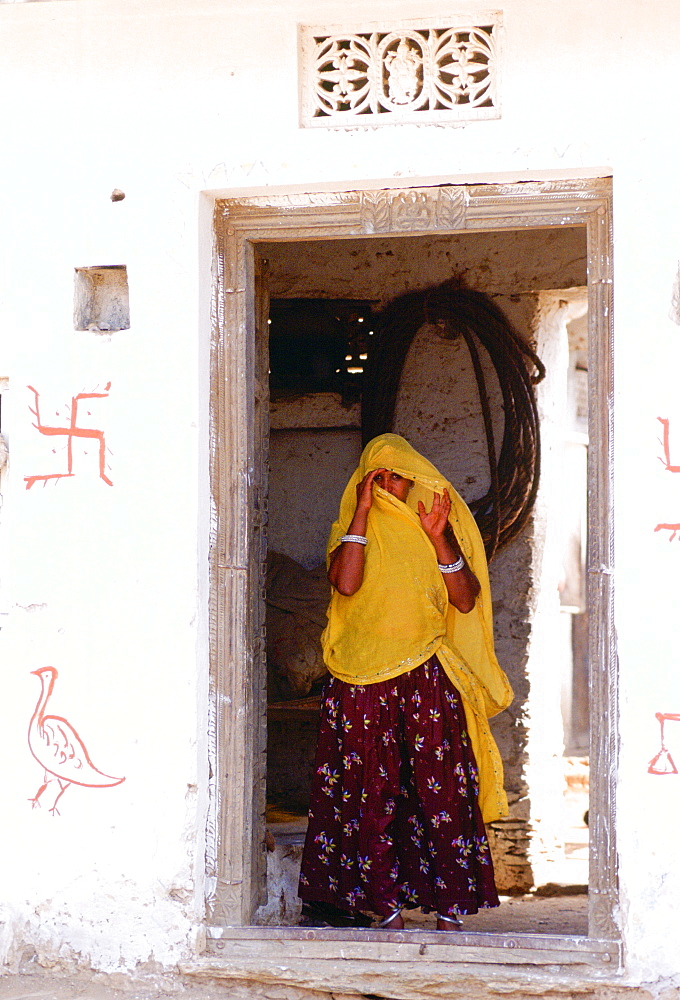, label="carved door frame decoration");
[206,178,618,972]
